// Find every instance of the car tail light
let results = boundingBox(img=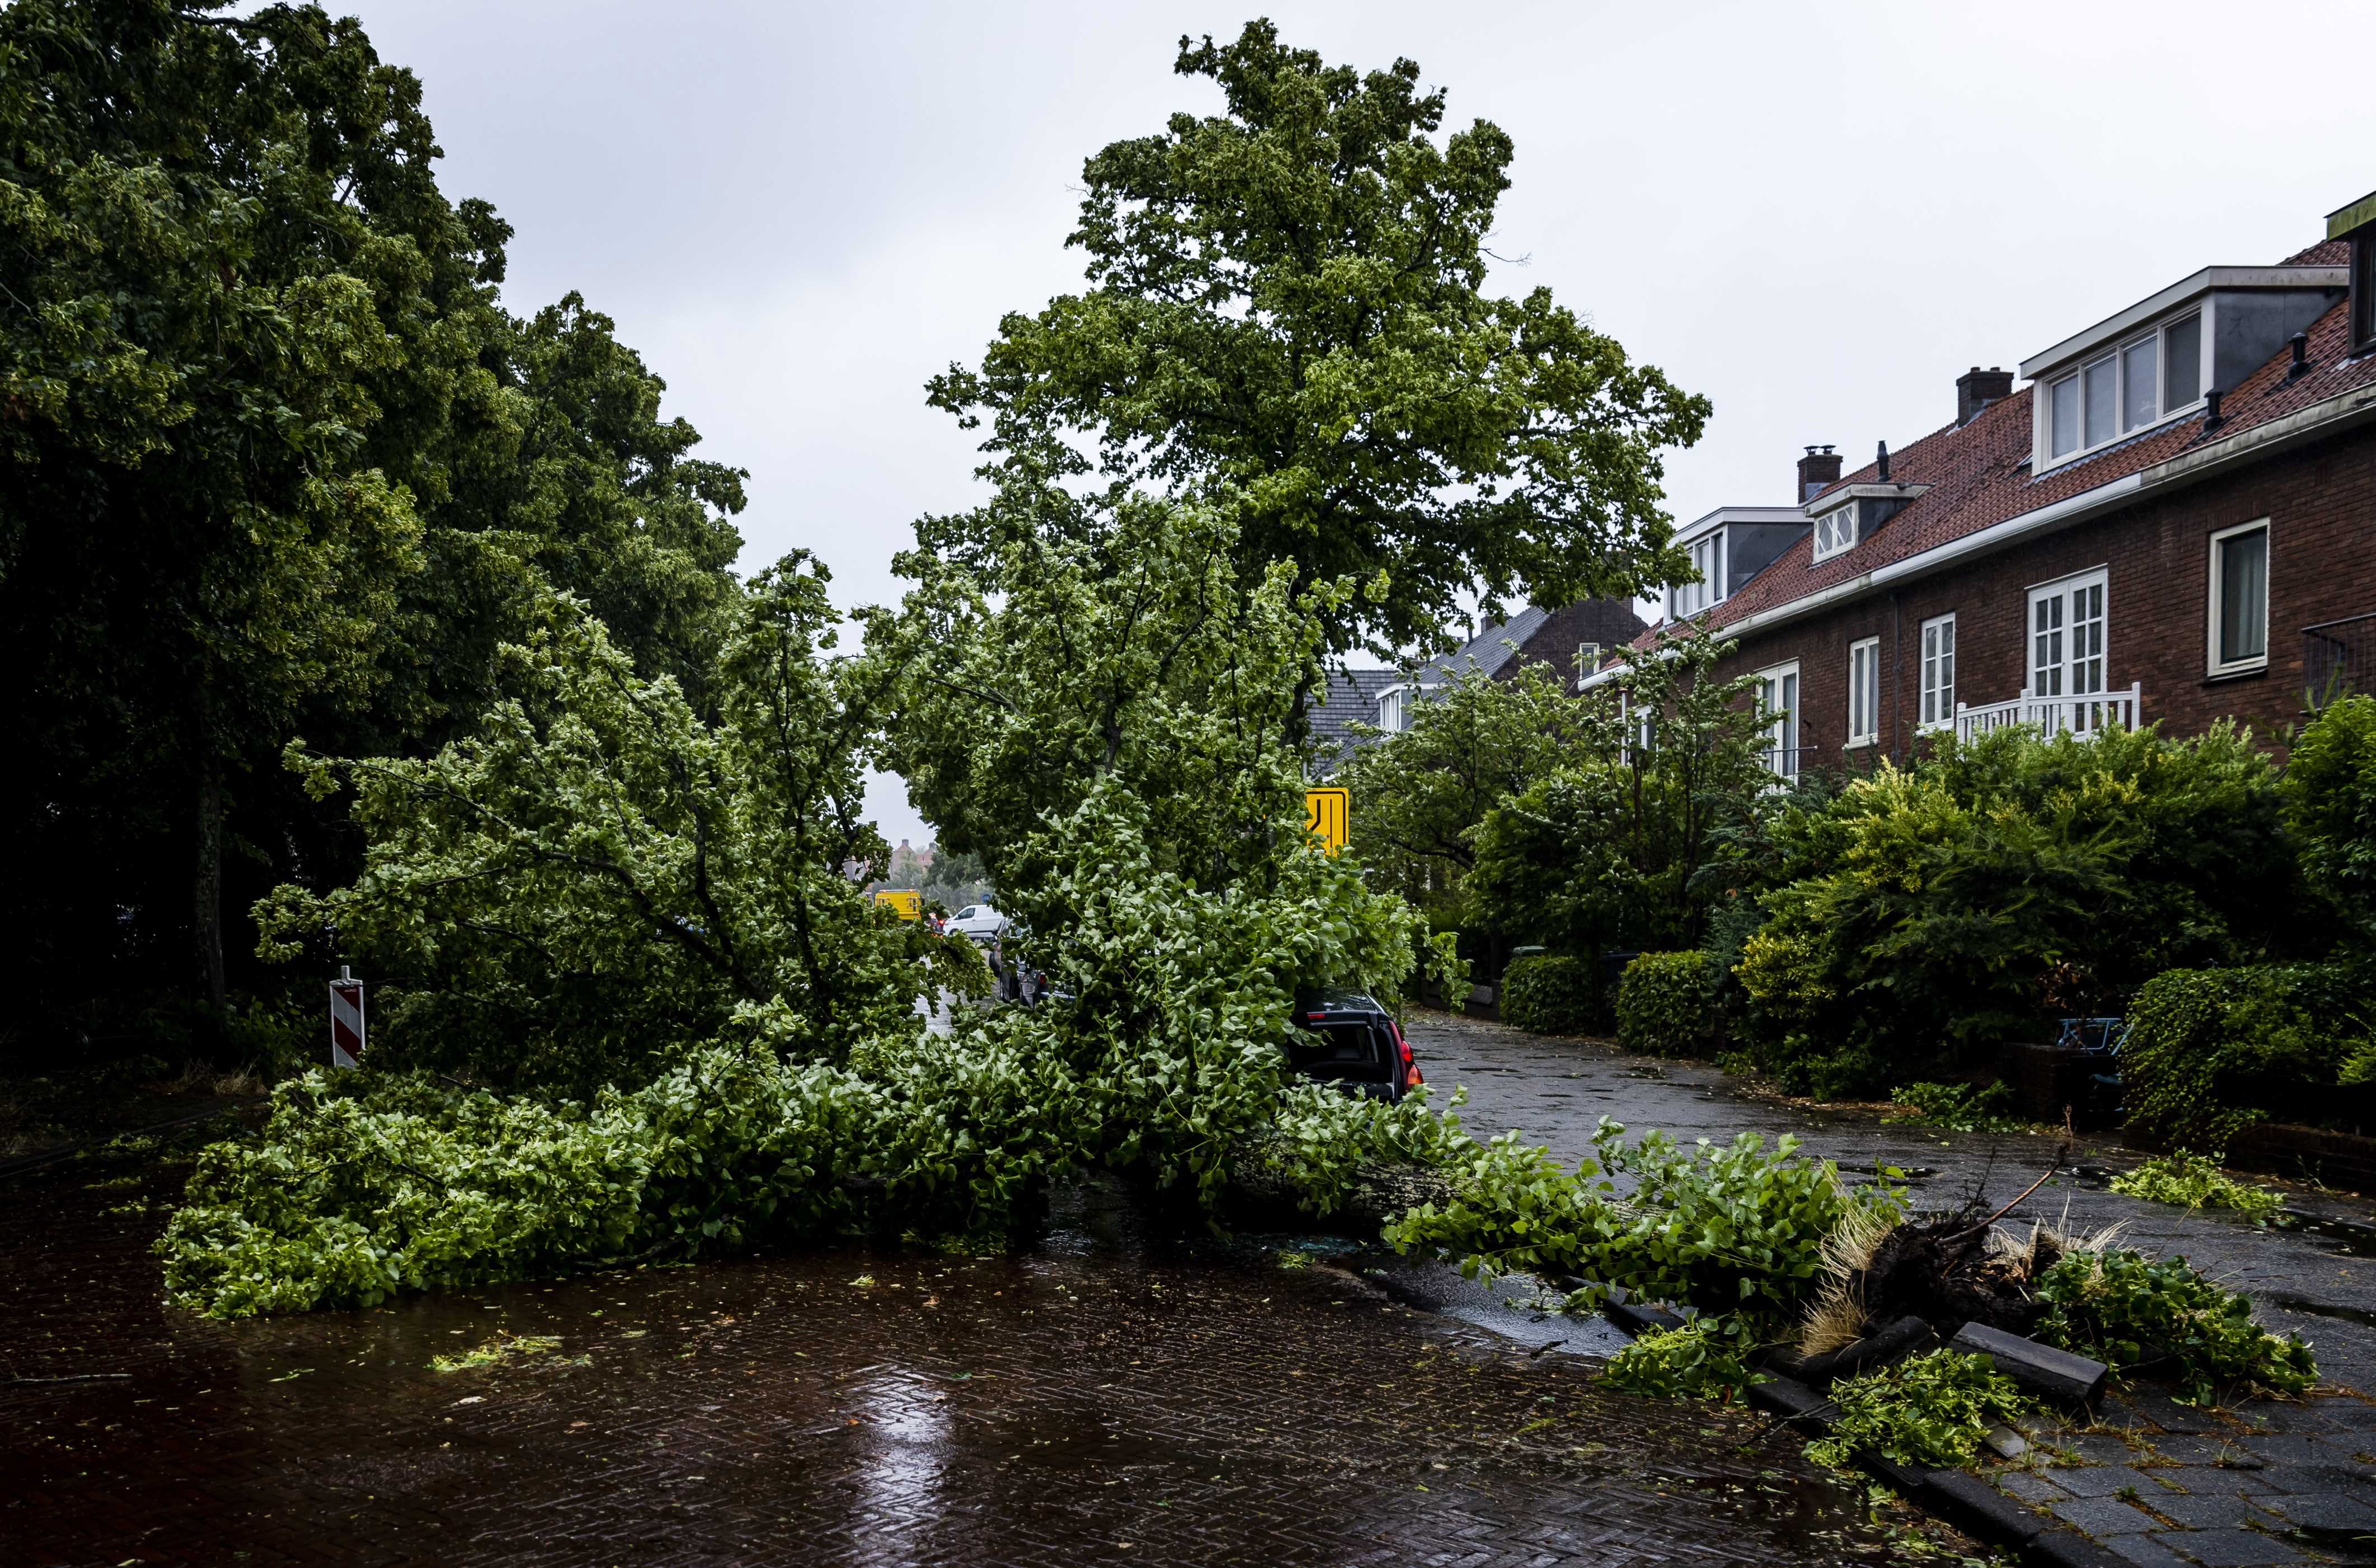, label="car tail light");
[1307,1011,1328,1021]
